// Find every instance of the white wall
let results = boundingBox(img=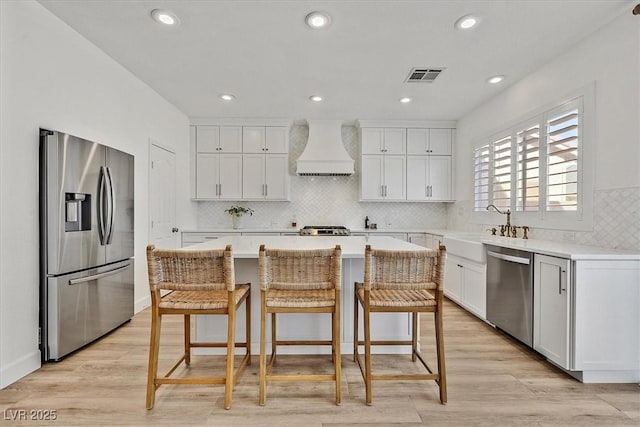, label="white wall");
[0,1,194,387]
[449,10,640,250]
